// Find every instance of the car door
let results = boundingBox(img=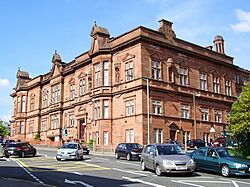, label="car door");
[193,148,207,169]
[27,144,34,155]
[205,148,220,172]
[78,144,83,156]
